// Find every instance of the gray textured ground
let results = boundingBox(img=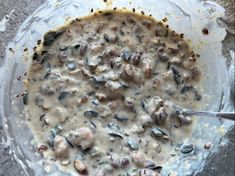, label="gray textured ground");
[0,0,234,175]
